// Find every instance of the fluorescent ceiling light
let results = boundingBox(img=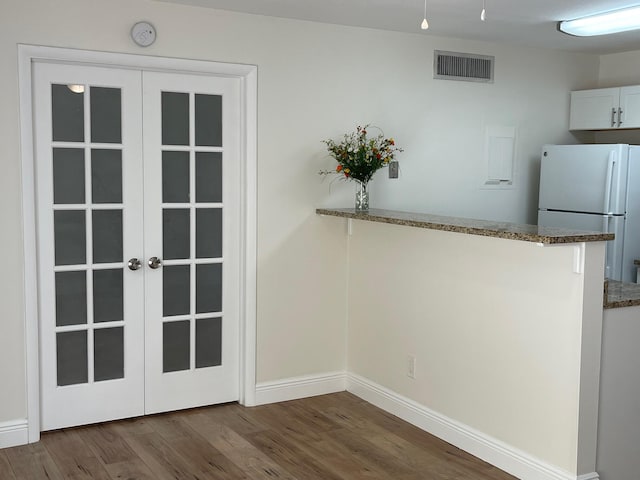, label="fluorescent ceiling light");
[559,5,640,36]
